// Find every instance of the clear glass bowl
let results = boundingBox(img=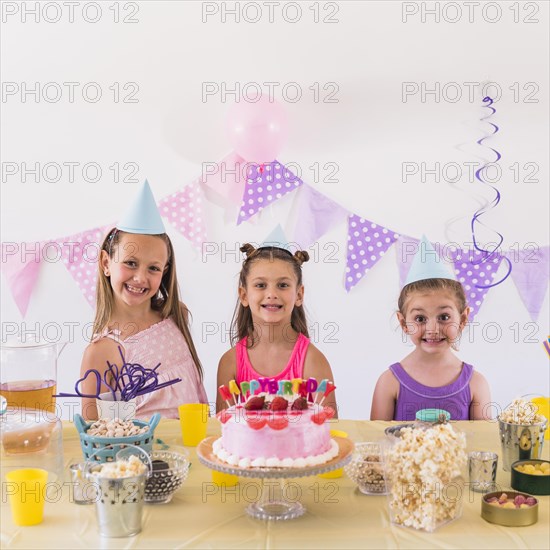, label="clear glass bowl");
[144,449,190,504]
[344,442,388,495]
